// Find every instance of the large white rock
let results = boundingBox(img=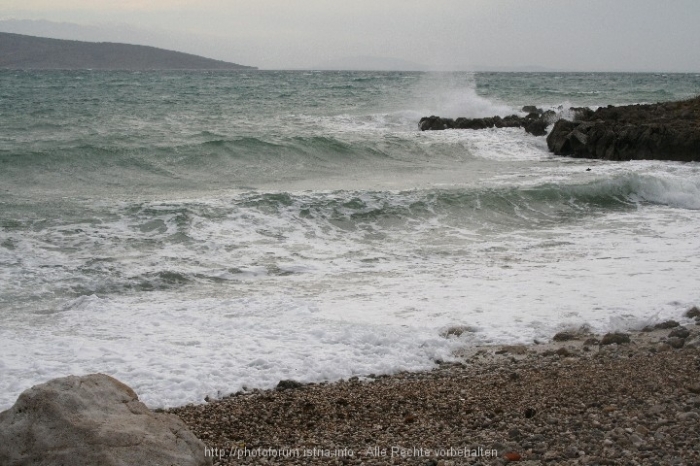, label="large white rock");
[0,374,211,466]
